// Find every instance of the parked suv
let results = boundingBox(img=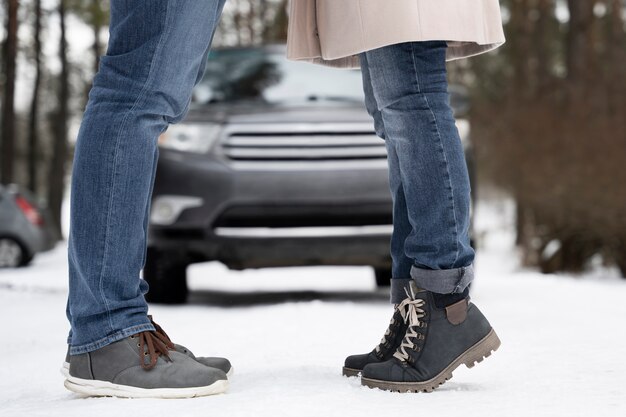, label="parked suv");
[144,45,473,303]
